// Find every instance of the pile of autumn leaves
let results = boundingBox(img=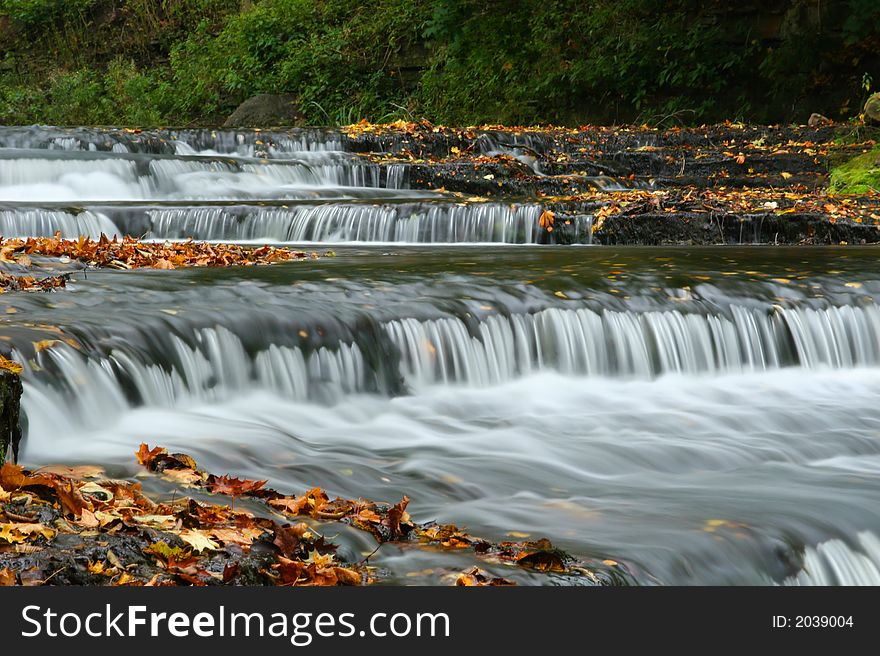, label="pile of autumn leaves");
[0,444,576,586]
[0,232,314,292]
